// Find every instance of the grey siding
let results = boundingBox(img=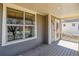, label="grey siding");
[0,4,47,56]
[37,14,48,44]
[37,14,45,43]
[44,15,48,44]
[0,4,3,45]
